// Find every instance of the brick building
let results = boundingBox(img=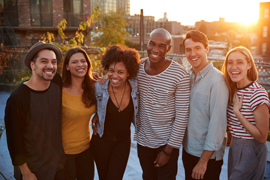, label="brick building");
[0,0,91,47]
[257,1,270,57]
